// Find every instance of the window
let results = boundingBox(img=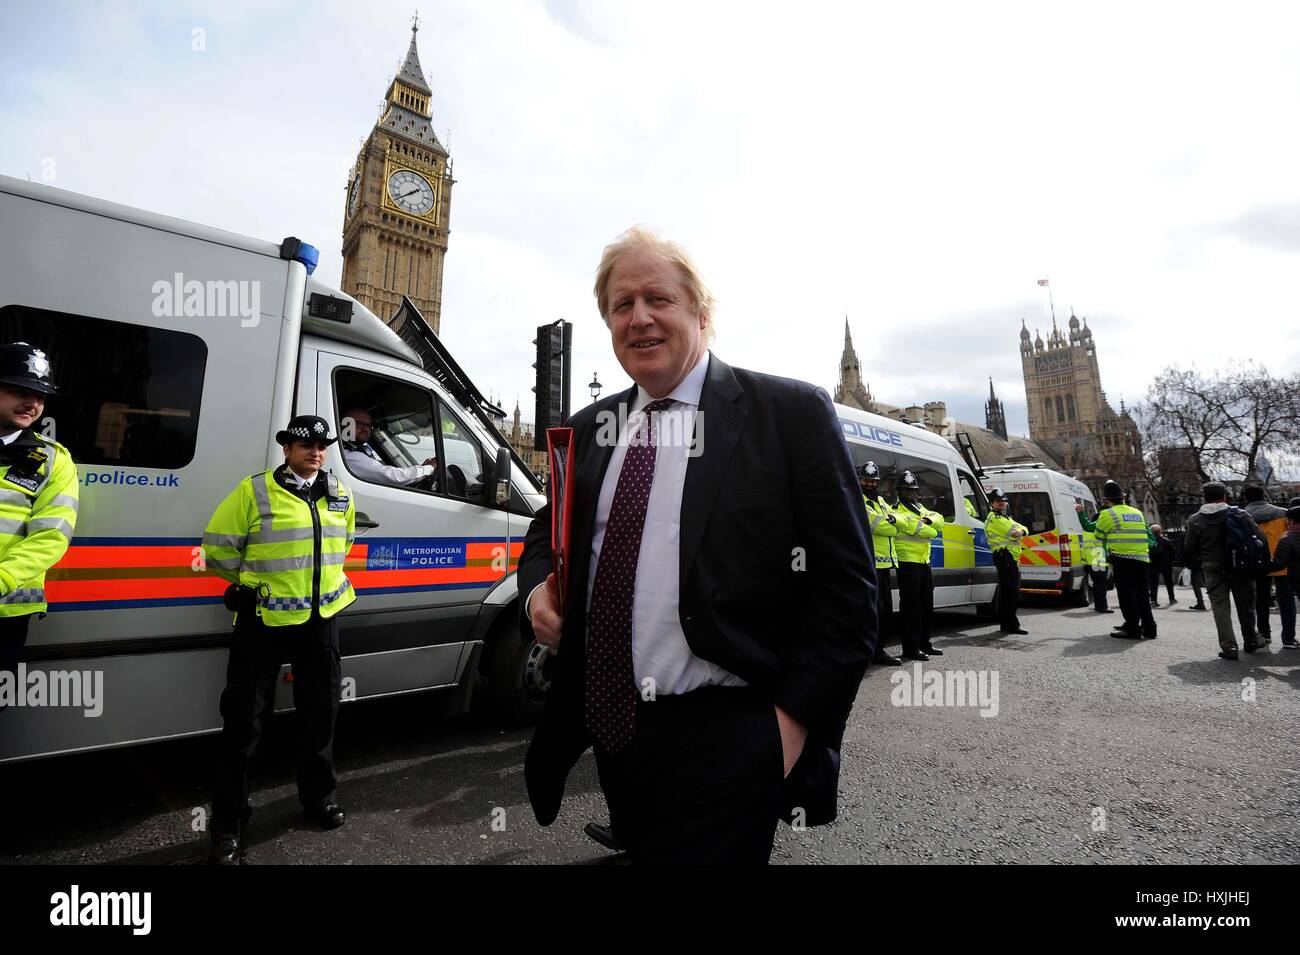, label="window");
[436,399,489,504]
[1055,396,1065,423]
[0,304,206,468]
[895,454,956,518]
[1067,395,1076,421]
[1007,491,1054,535]
[958,471,988,519]
[335,369,440,494]
[845,445,897,495]
[1084,499,1099,521]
